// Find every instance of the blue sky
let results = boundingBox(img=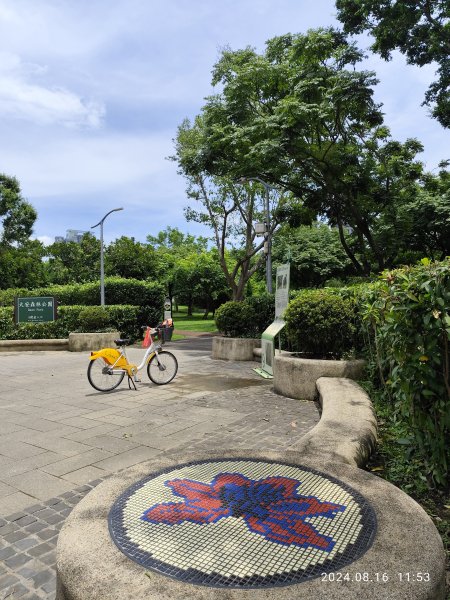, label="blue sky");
[0,0,447,245]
